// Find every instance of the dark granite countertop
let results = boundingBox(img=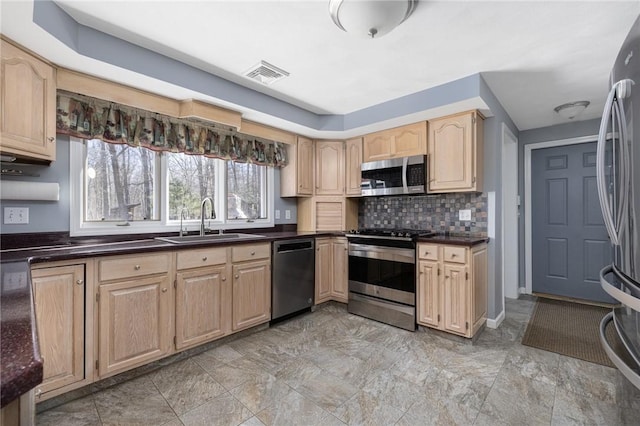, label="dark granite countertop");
[0,262,43,408]
[0,229,341,406]
[417,234,489,246]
